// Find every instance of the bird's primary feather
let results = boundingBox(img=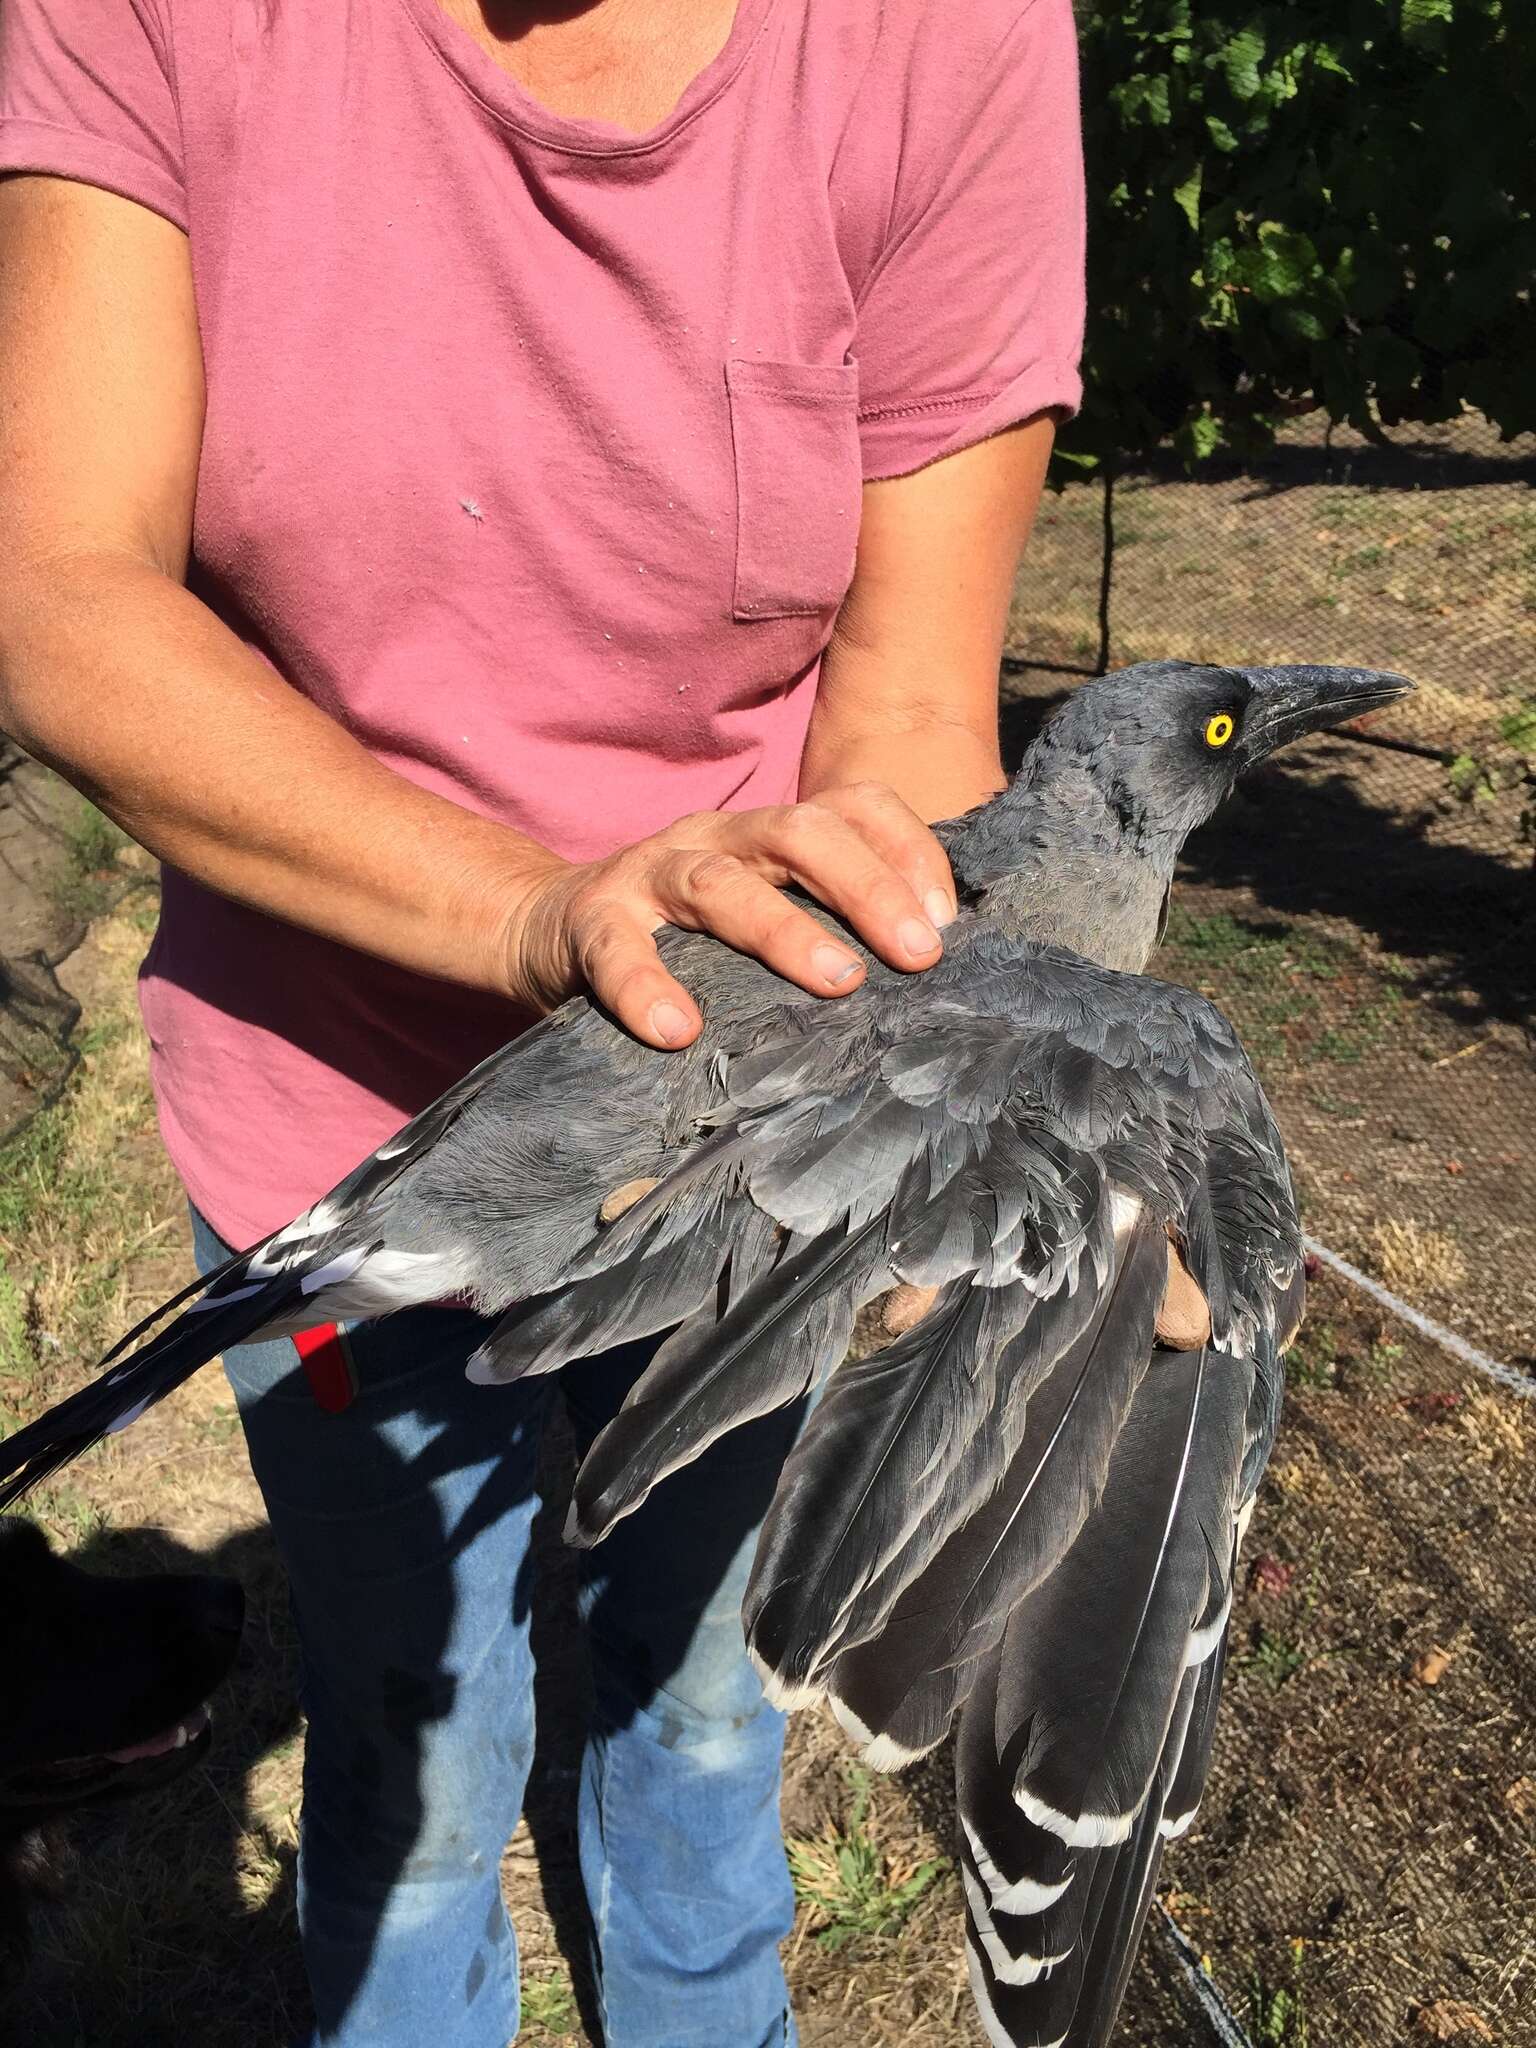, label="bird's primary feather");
[803,1214,1169,1751]
[566,1211,892,1544]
